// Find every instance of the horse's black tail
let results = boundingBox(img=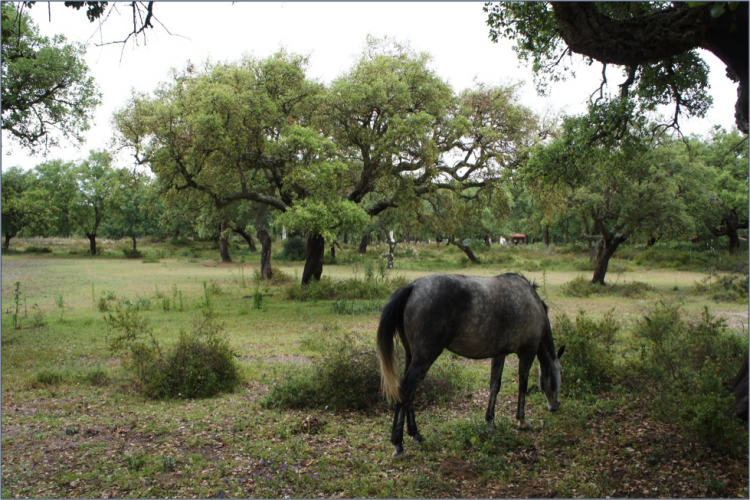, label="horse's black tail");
[377,284,413,403]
